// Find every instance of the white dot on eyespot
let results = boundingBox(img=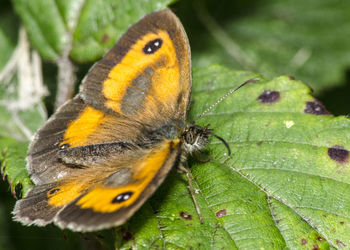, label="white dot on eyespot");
[154,41,159,46]
[123,194,130,200]
[147,47,152,52]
